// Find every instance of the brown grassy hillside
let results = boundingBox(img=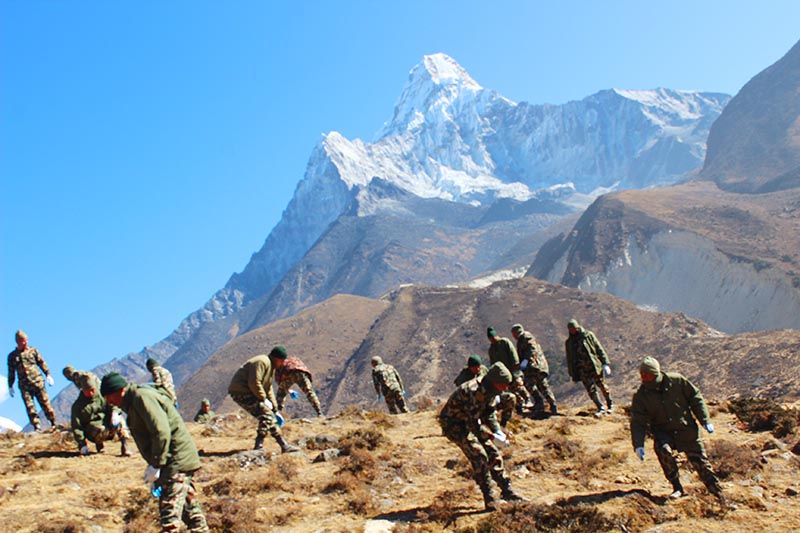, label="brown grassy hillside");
[1,399,798,532]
